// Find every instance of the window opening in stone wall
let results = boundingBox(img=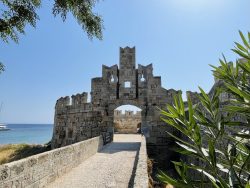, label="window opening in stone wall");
[114,105,142,134]
[110,75,115,83]
[140,74,146,82]
[124,81,131,88]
